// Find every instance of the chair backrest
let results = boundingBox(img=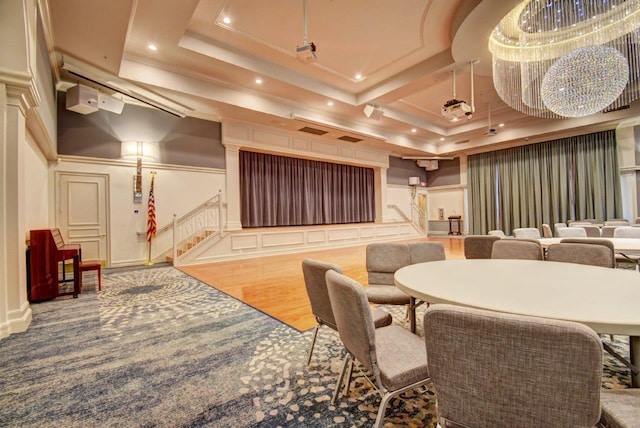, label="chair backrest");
[580,225,601,237]
[325,270,377,376]
[613,226,640,238]
[423,304,603,428]
[605,220,629,226]
[408,241,445,264]
[366,243,411,285]
[556,227,587,237]
[601,225,618,237]
[488,230,506,238]
[301,259,343,329]
[553,222,567,236]
[464,235,500,259]
[491,239,543,260]
[580,218,602,224]
[541,223,553,238]
[546,242,615,268]
[512,227,541,239]
[635,216,640,224]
